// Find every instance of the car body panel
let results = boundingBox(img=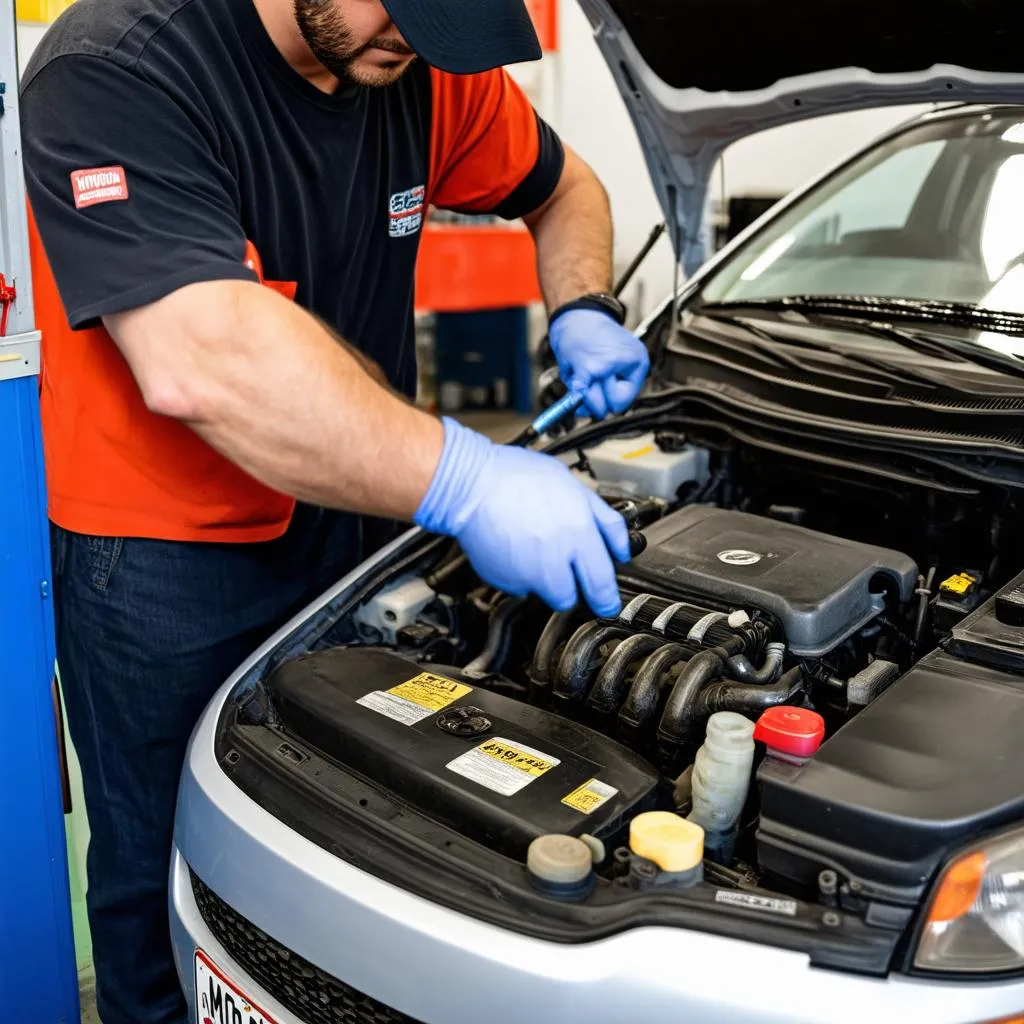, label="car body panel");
[582,0,1024,273]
